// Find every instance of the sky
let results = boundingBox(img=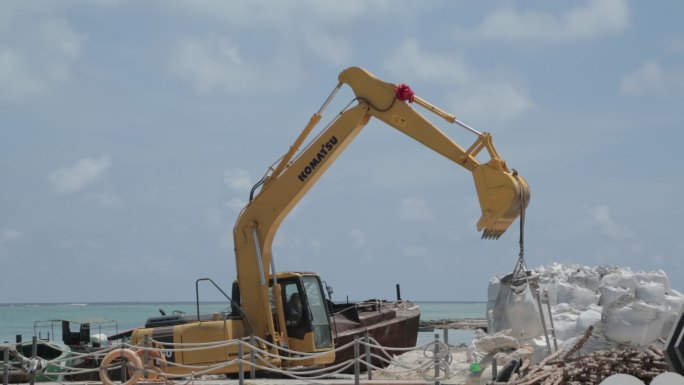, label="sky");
[1,0,683,303]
